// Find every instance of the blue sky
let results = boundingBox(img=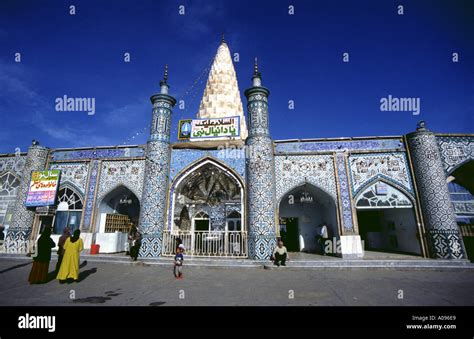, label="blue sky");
[0,0,473,153]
